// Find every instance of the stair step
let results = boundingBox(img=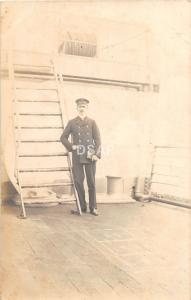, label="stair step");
[17,100,59,103]
[19,167,70,172]
[21,182,73,188]
[19,153,68,157]
[16,113,61,116]
[15,126,63,129]
[18,140,61,143]
[15,87,57,91]
[15,74,53,81]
